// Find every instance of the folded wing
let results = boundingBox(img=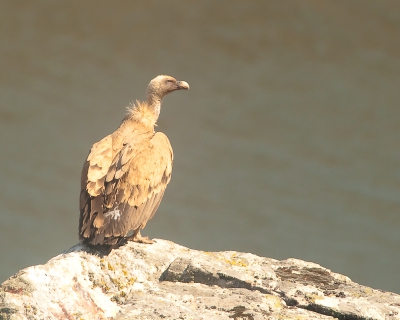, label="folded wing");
[79,132,173,245]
